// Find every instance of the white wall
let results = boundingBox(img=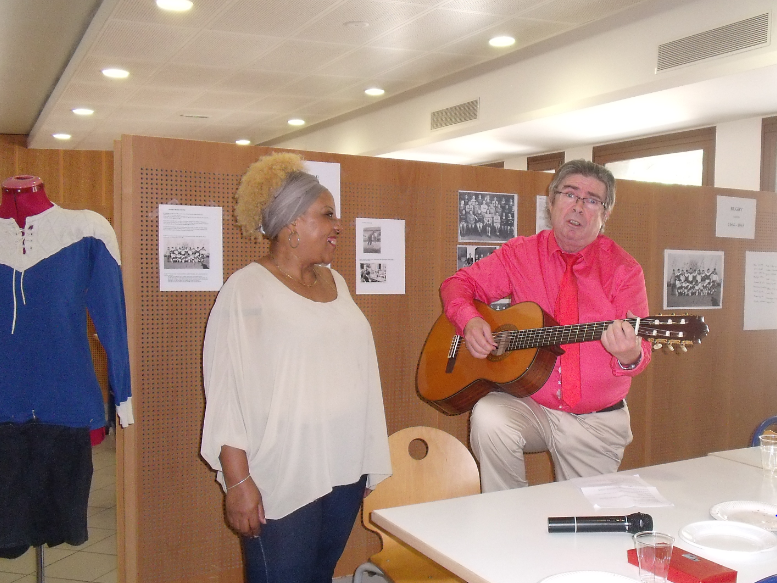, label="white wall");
[715,117,763,191]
